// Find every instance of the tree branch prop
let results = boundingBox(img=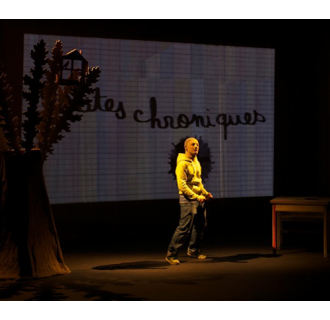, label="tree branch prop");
[21,39,48,152]
[45,67,101,160]
[37,43,101,161]
[0,39,100,162]
[36,40,63,161]
[0,66,21,153]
